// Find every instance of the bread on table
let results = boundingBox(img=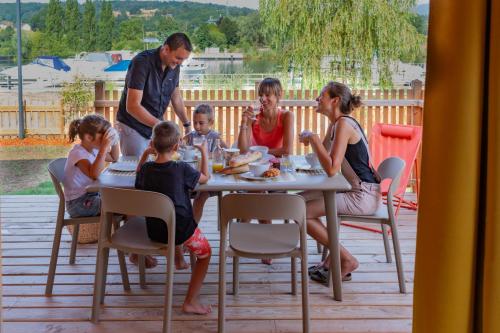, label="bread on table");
[228,151,262,167]
[218,164,250,175]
